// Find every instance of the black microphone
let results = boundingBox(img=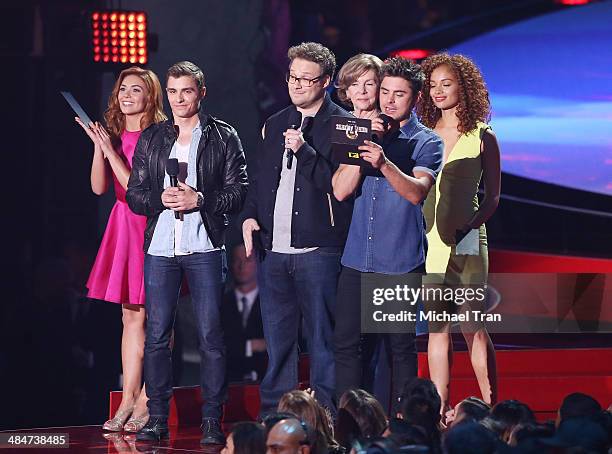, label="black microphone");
[286,110,302,169]
[166,158,180,219]
[379,113,393,129]
[372,114,395,144]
